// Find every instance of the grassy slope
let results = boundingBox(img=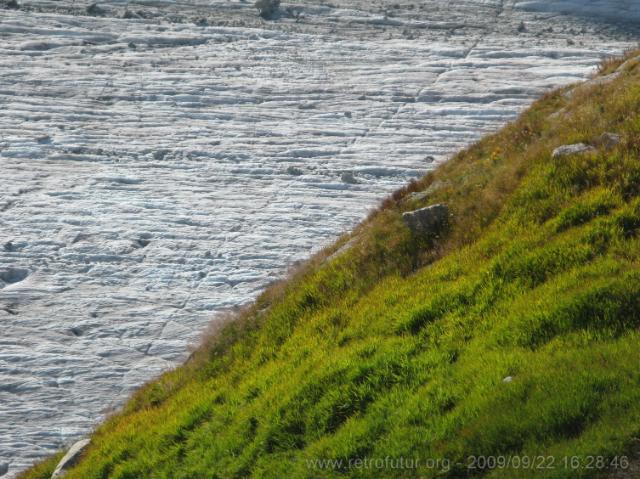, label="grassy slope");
[21,50,640,479]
